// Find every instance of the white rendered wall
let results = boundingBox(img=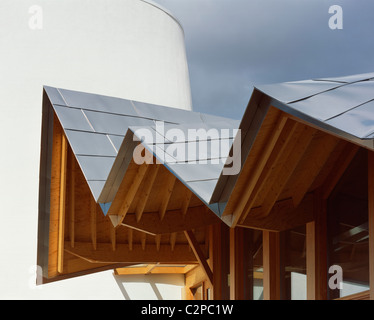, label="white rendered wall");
[0,0,191,299]
[114,274,185,300]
